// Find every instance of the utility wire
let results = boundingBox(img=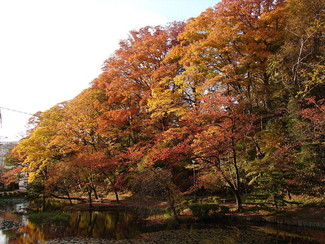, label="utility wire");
[0,105,66,127]
[0,106,36,117]
[0,106,39,128]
